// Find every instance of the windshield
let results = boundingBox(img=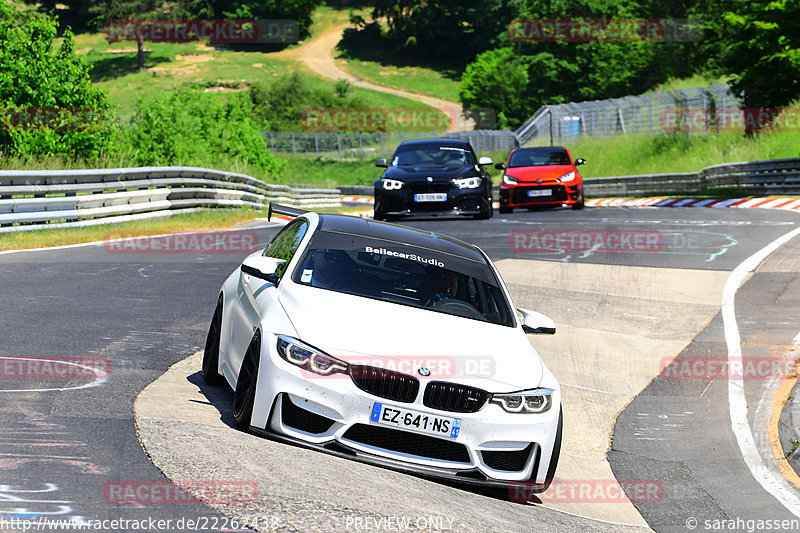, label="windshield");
[391,143,476,167]
[291,231,514,327]
[509,148,570,168]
